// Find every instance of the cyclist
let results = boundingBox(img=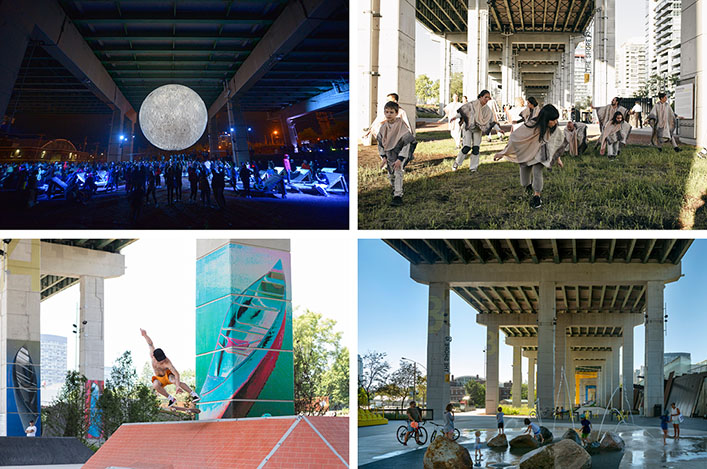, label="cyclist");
[403,401,422,445]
